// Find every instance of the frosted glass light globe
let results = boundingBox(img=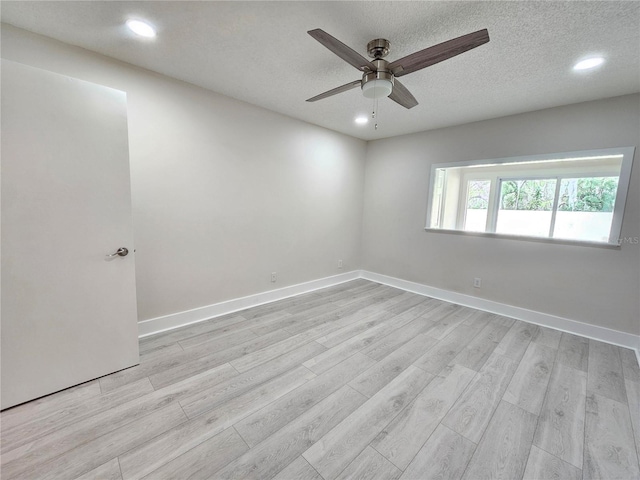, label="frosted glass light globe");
[362,79,393,99]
